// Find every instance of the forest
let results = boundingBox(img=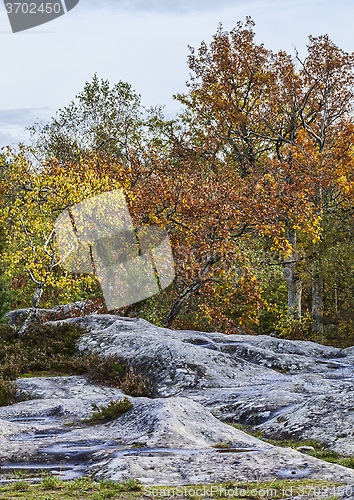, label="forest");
[1,18,354,348]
